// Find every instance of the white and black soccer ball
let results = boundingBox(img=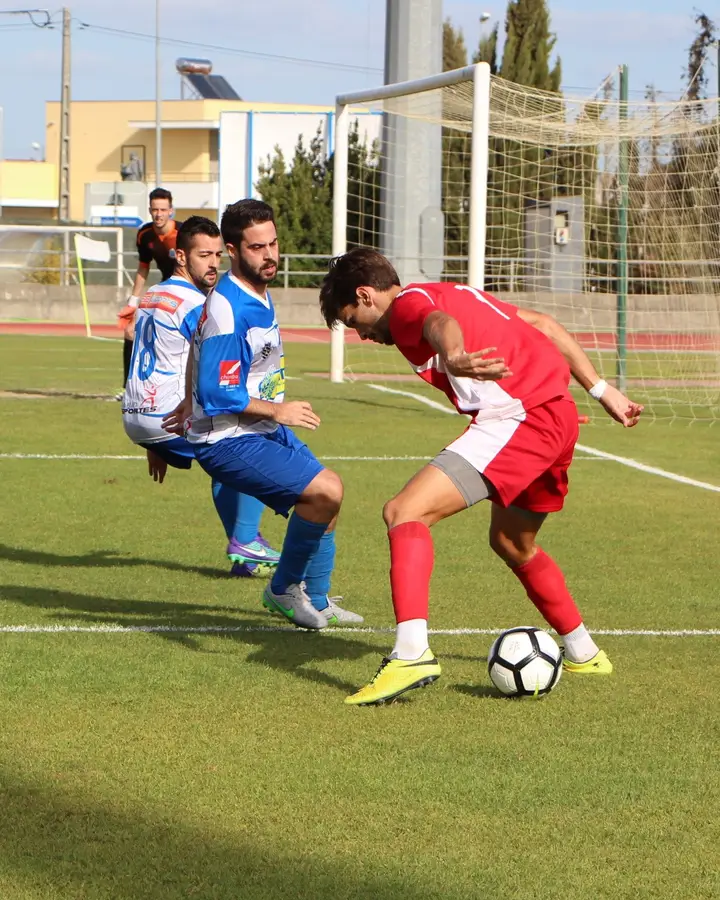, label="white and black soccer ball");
[488,626,562,697]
